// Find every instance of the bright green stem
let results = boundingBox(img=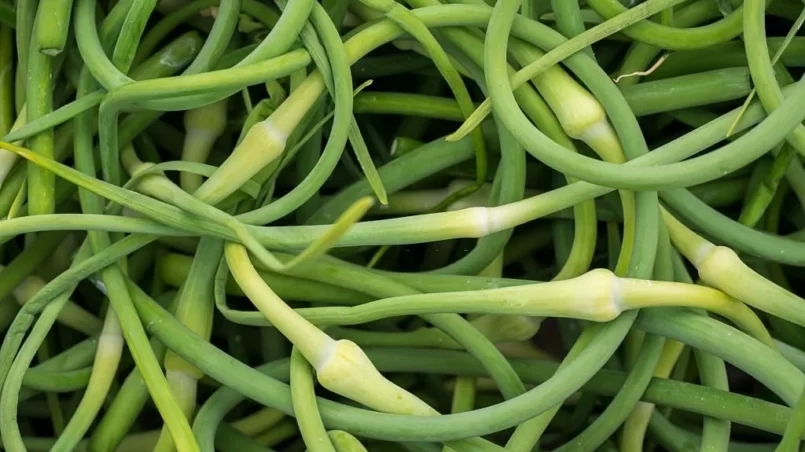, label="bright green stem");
[25,8,56,216]
[0,25,12,137]
[35,0,75,56]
